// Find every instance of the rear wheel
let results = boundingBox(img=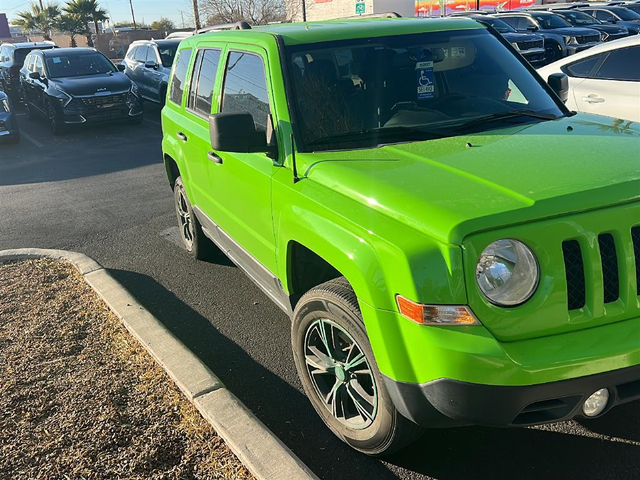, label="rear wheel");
[292,278,423,456]
[173,176,214,260]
